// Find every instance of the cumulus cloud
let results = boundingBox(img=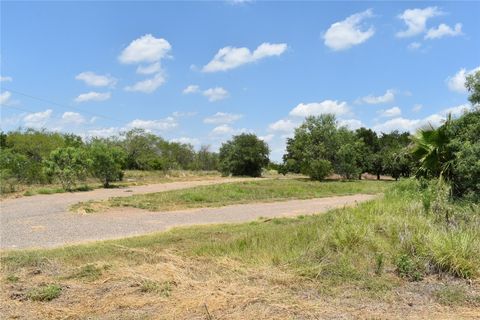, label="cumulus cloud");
[182,85,200,94]
[127,117,178,131]
[446,66,480,93]
[323,9,375,51]
[358,89,395,104]
[61,112,86,125]
[203,112,242,124]
[396,7,442,38]
[413,104,423,112]
[170,137,200,146]
[87,127,121,138]
[202,42,287,72]
[425,23,462,39]
[268,119,298,133]
[211,124,235,135]
[259,134,274,143]
[74,91,111,103]
[136,62,162,75]
[0,91,12,105]
[289,100,350,117]
[0,76,12,82]
[23,109,52,128]
[202,87,229,101]
[75,71,117,87]
[339,119,364,130]
[124,73,166,93]
[118,34,171,64]
[379,106,402,118]
[373,104,471,133]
